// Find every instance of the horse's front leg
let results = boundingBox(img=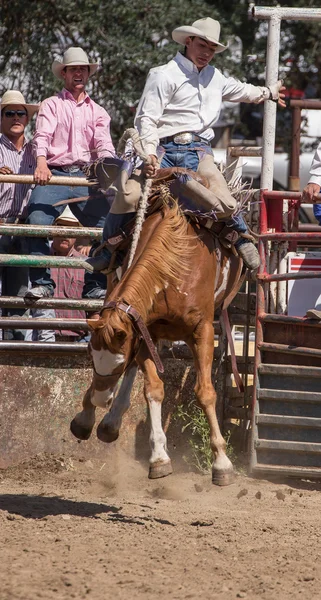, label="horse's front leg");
[70,371,117,440]
[70,383,97,440]
[191,321,235,486]
[137,354,172,479]
[97,362,137,443]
